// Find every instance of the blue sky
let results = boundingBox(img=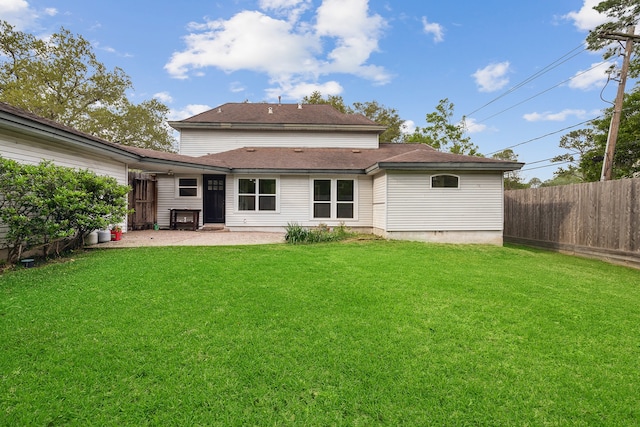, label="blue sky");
[1,0,626,181]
